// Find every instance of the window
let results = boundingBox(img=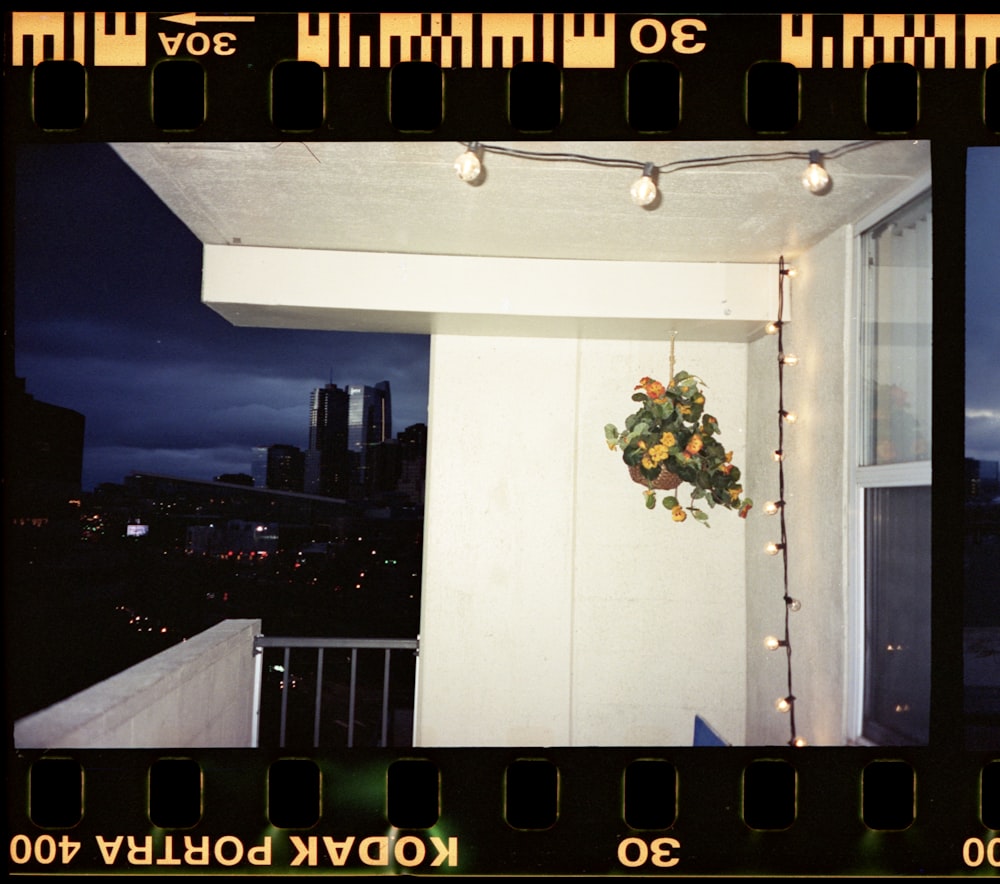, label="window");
[851,188,932,745]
